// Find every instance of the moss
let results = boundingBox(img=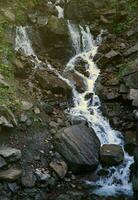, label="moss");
[111,0,138,34]
[117,64,129,80]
